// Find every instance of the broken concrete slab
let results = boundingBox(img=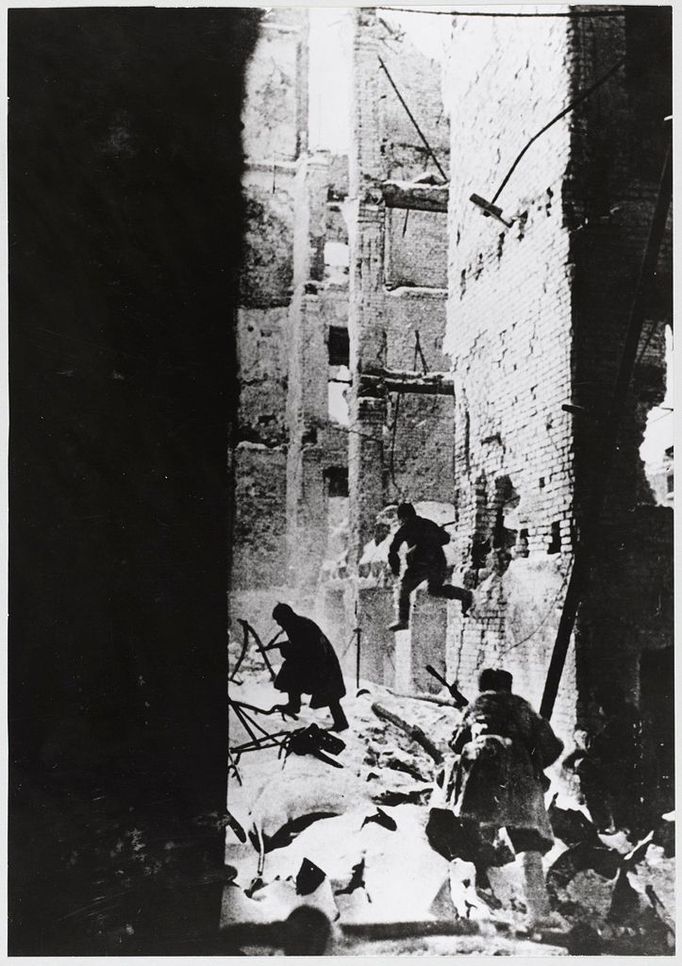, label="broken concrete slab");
[372,784,432,807]
[248,803,451,924]
[486,856,528,919]
[563,869,616,922]
[379,747,429,782]
[248,874,339,924]
[247,752,373,846]
[546,842,621,898]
